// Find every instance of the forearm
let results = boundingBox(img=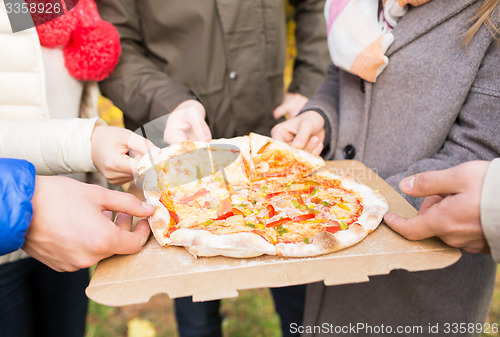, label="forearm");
[0,118,104,175]
[300,63,340,159]
[0,159,35,255]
